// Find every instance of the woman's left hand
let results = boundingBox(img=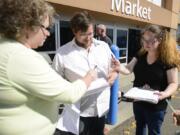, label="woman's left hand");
[154,91,168,101]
